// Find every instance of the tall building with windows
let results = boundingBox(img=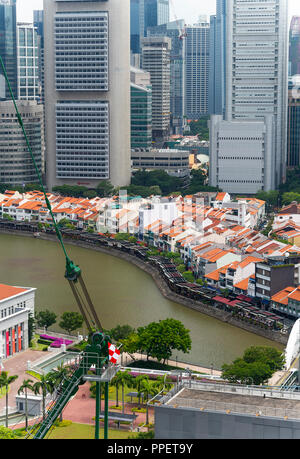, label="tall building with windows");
[144,0,169,36]
[17,23,40,101]
[44,0,131,190]
[287,76,300,167]
[131,66,152,149]
[0,0,17,100]
[289,16,300,77]
[0,100,44,185]
[33,10,44,102]
[209,0,289,194]
[141,36,171,140]
[147,20,185,134]
[208,0,226,116]
[131,0,144,55]
[184,21,210,120]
